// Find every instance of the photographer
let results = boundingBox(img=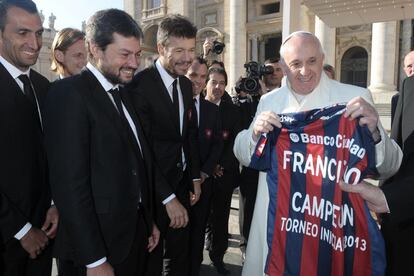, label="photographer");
[203,37,225,62]
[262,57,284,92]
[235,58,282,261]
